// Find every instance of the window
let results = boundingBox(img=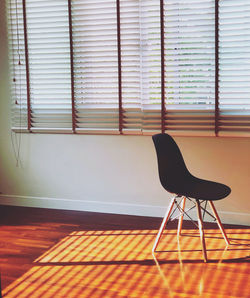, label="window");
[7,0,250,136]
